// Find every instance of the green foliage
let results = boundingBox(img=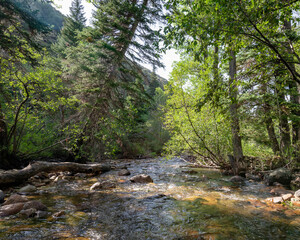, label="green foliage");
[163,56,231,166]
[0,44,76,158]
